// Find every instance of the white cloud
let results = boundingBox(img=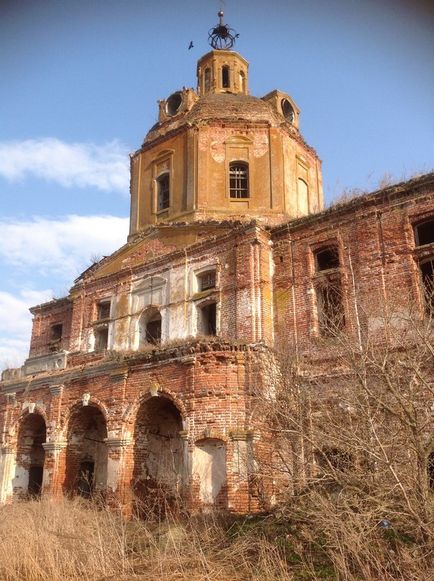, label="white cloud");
[0,215,129,370]
[0,214,129,279]
[0,288,53,369]
[0,138,129,193]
